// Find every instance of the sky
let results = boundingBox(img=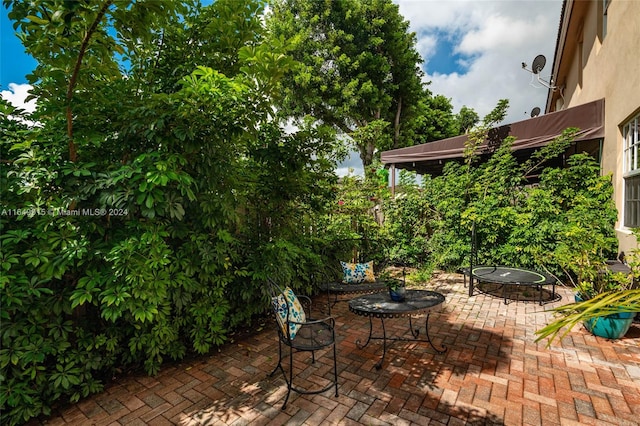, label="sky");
[1,0,563,175]
[1,7,38,112]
